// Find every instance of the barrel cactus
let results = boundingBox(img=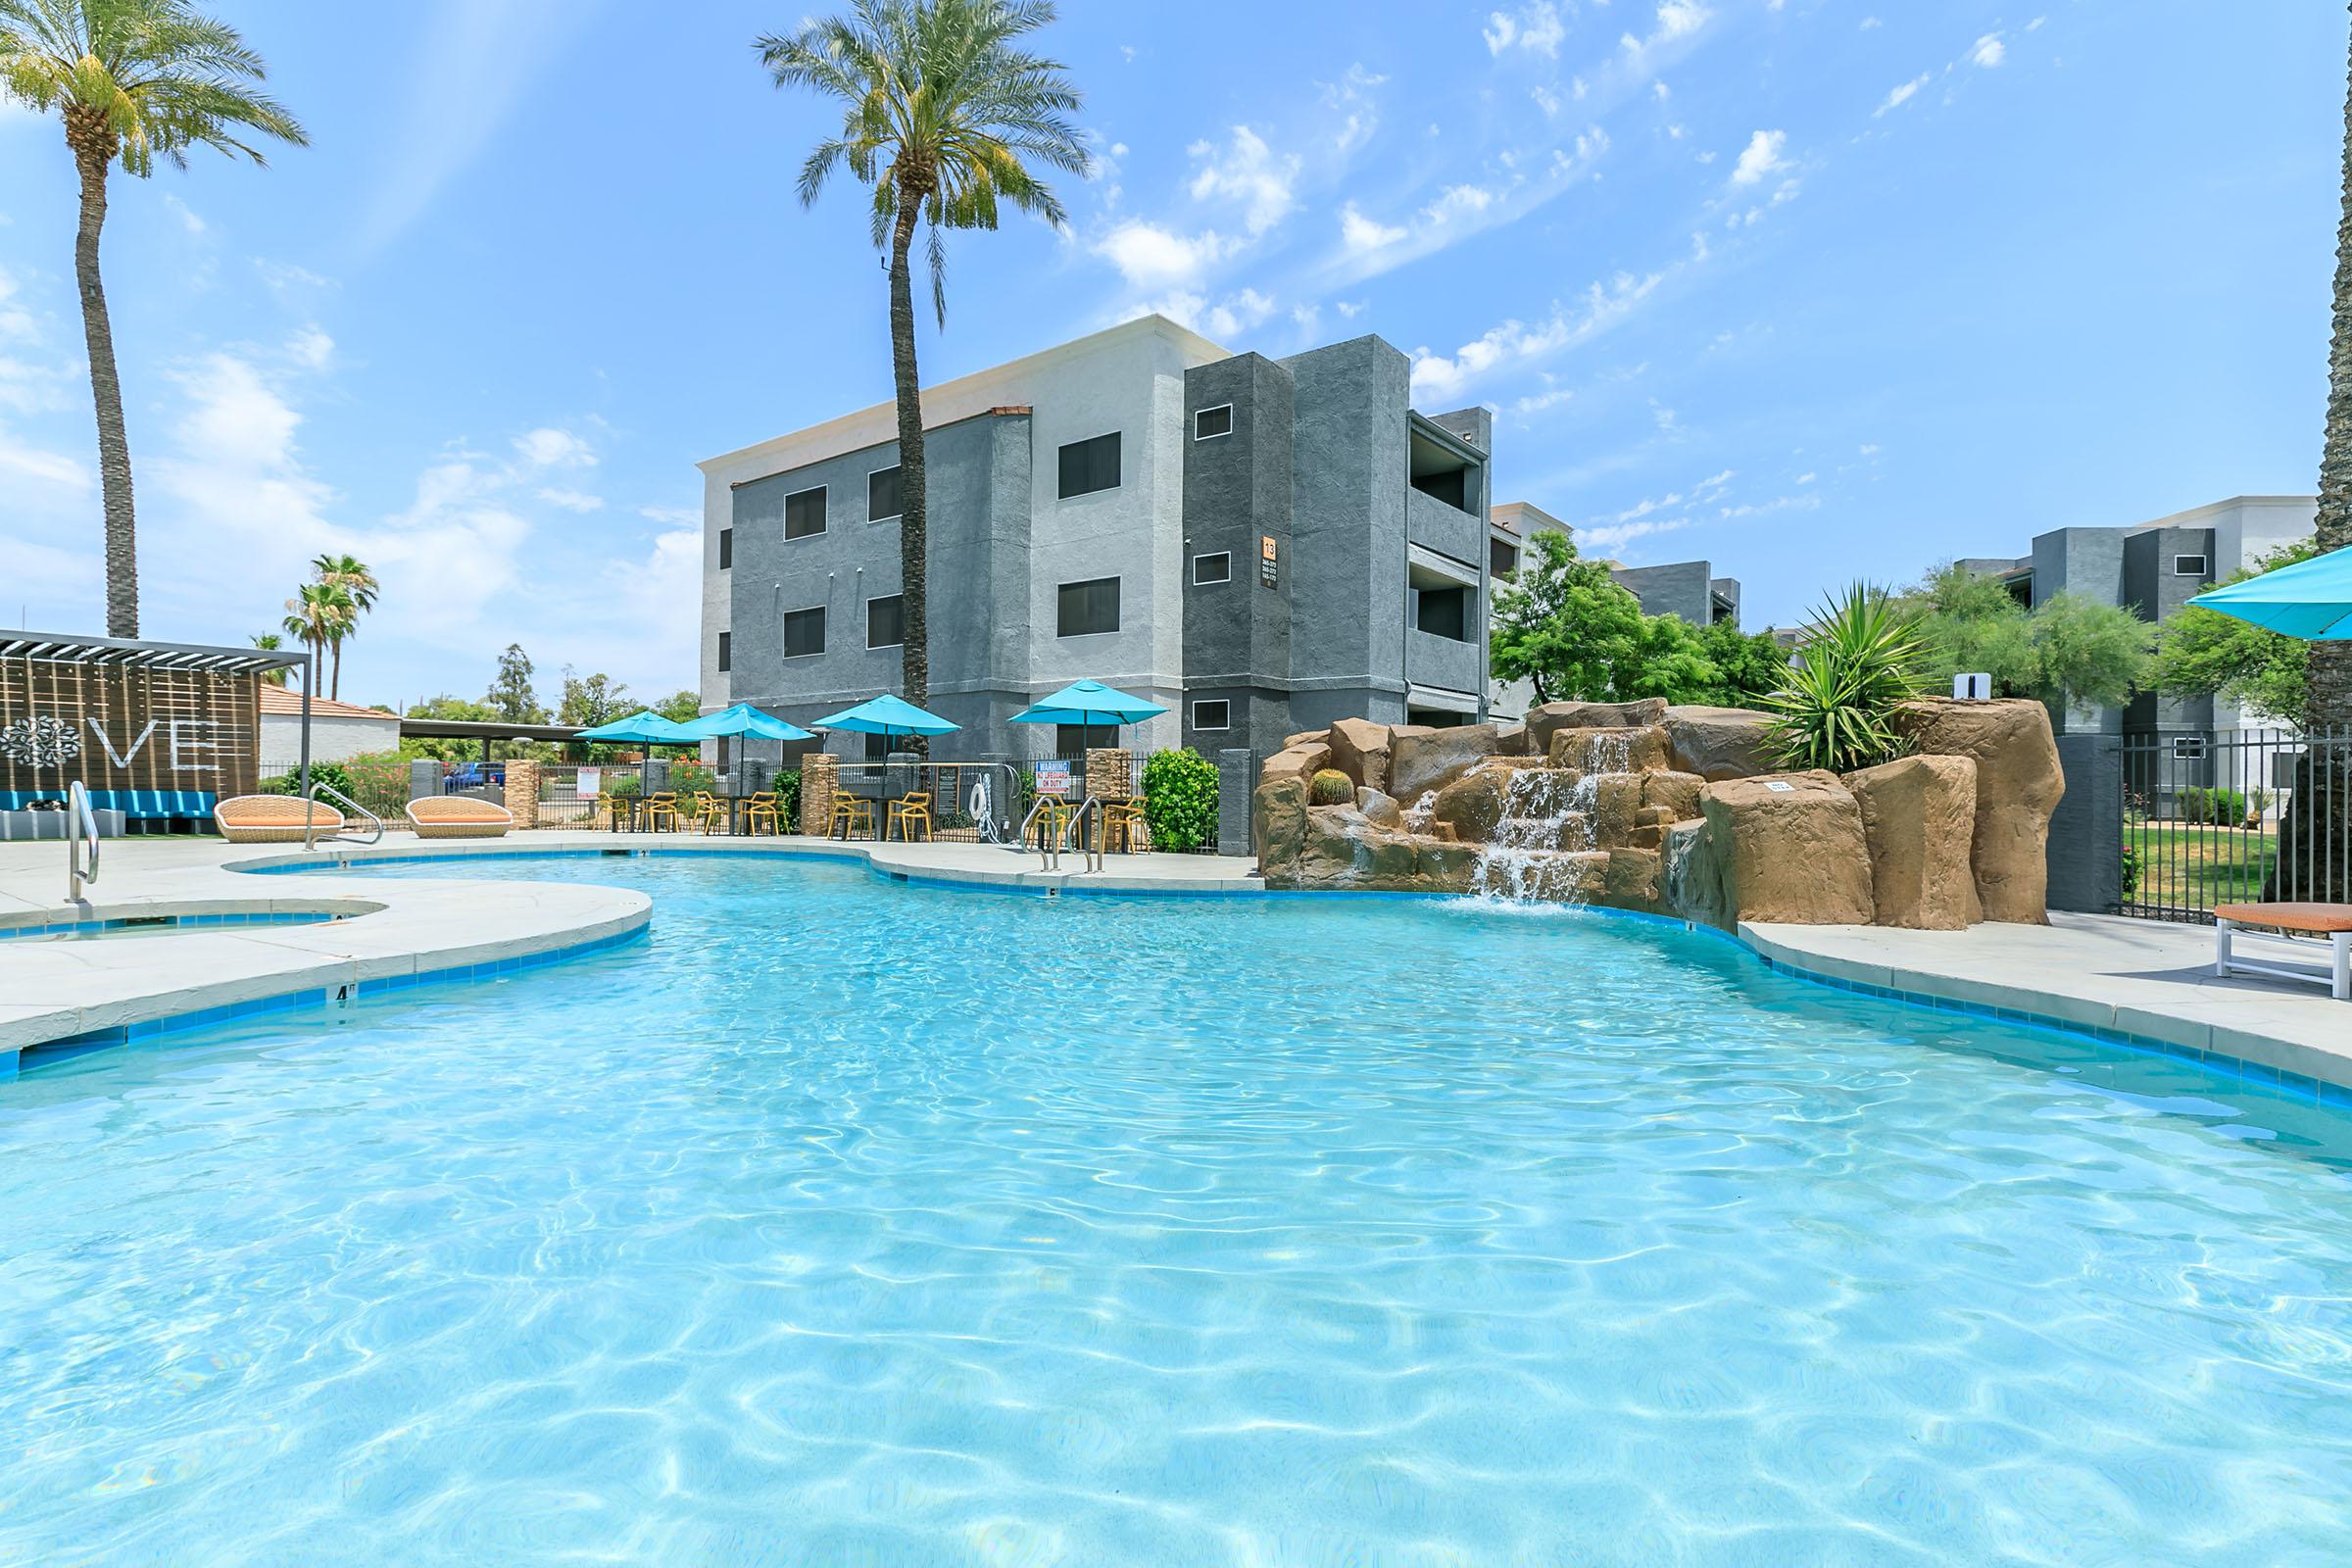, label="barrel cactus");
[1309,768,1355,806]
